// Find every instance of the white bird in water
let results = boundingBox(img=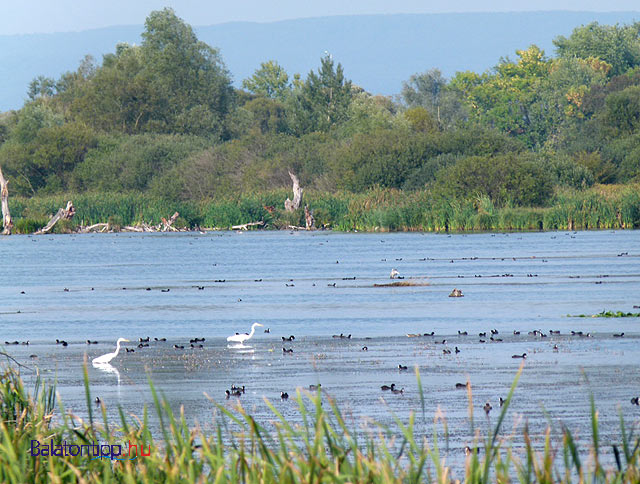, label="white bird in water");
[92,338,129,365]
[227,322,263,344]
[390,268,399,279]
